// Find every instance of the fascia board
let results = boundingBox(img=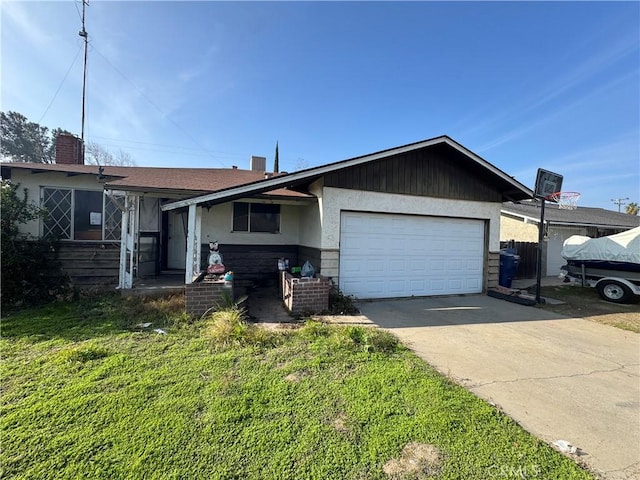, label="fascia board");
[162,136,532,212]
